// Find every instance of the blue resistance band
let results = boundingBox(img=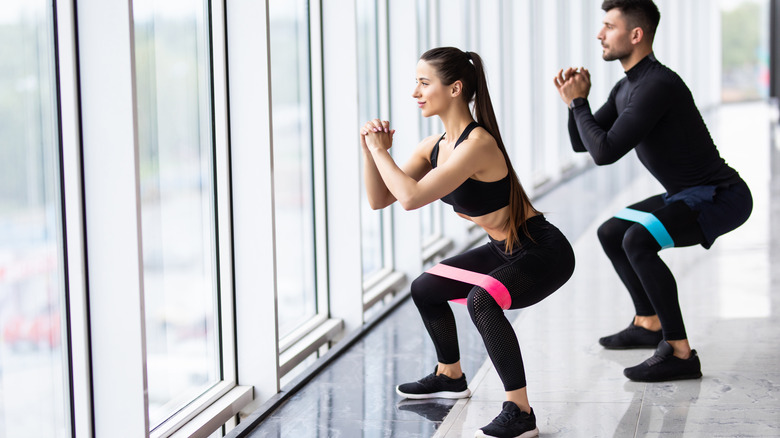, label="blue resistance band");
[614,207,675,249]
